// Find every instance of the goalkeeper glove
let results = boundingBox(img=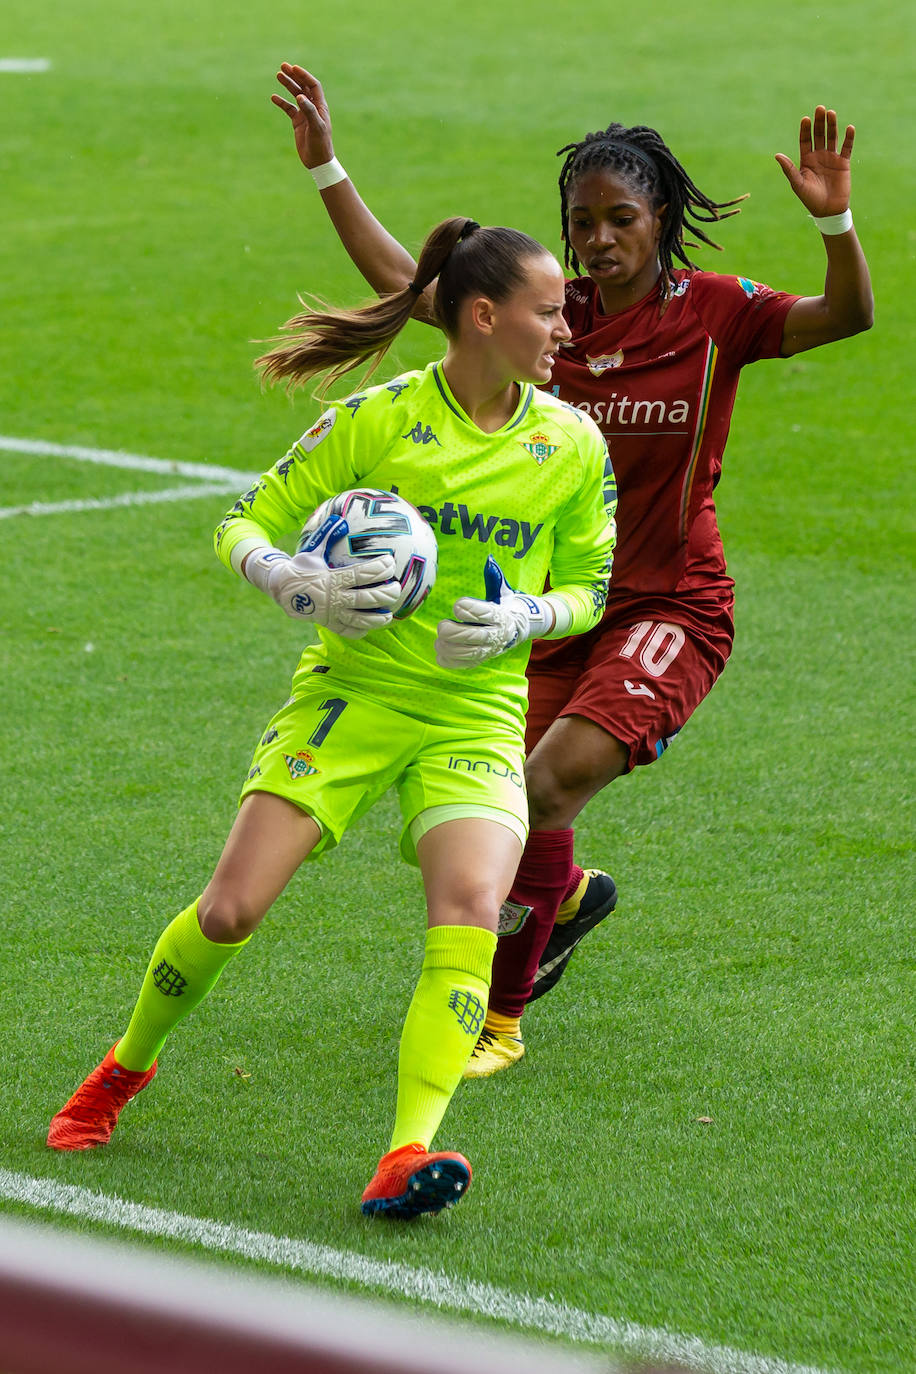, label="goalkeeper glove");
[243,515,401,639]
[435,556,570,669]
